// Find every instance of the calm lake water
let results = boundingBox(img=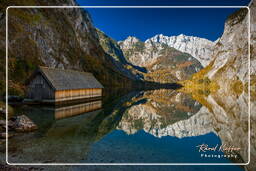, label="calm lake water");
[8,89,248,170]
